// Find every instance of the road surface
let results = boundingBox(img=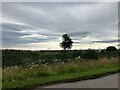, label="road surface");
[35,73,119,88]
